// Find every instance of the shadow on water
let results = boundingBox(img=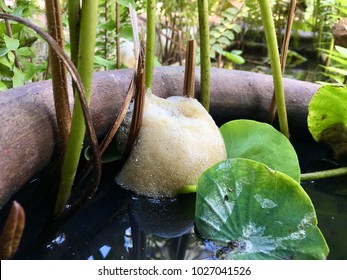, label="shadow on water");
[0,137,346,260]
